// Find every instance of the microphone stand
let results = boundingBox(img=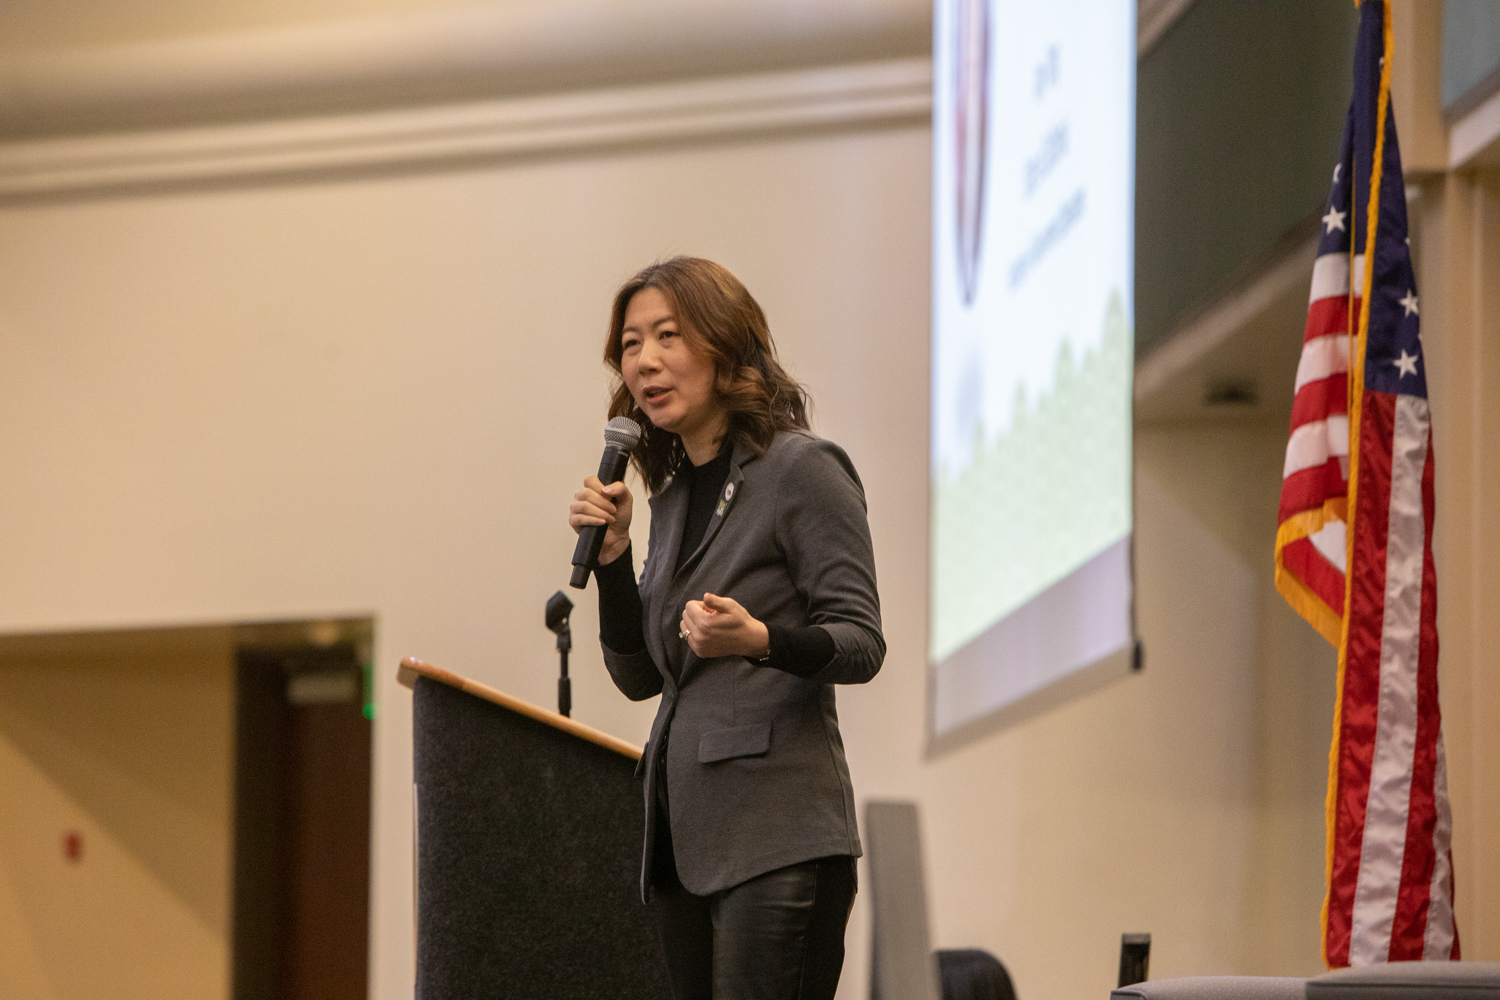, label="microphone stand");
[556,628,572,718]
[545,591,574,717]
